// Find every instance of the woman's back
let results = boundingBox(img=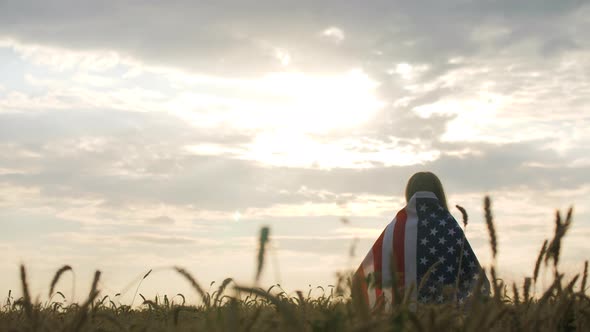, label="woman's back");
[352,172,490,309]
